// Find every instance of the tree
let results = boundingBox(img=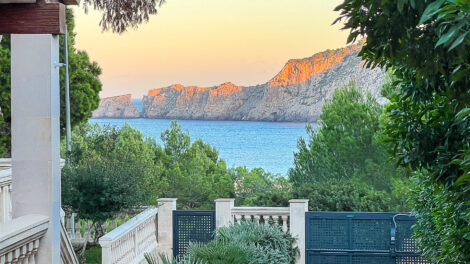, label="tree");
[0,9,102,157]
[230,167,290,207]
[159,121,235,209]
[82,0,166,33]
[335,0,470,262]
[60,9,102,137]
[288,82,407,212]
[292,178,393,212]
[62,123,167,258]
[289,82,396,190]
